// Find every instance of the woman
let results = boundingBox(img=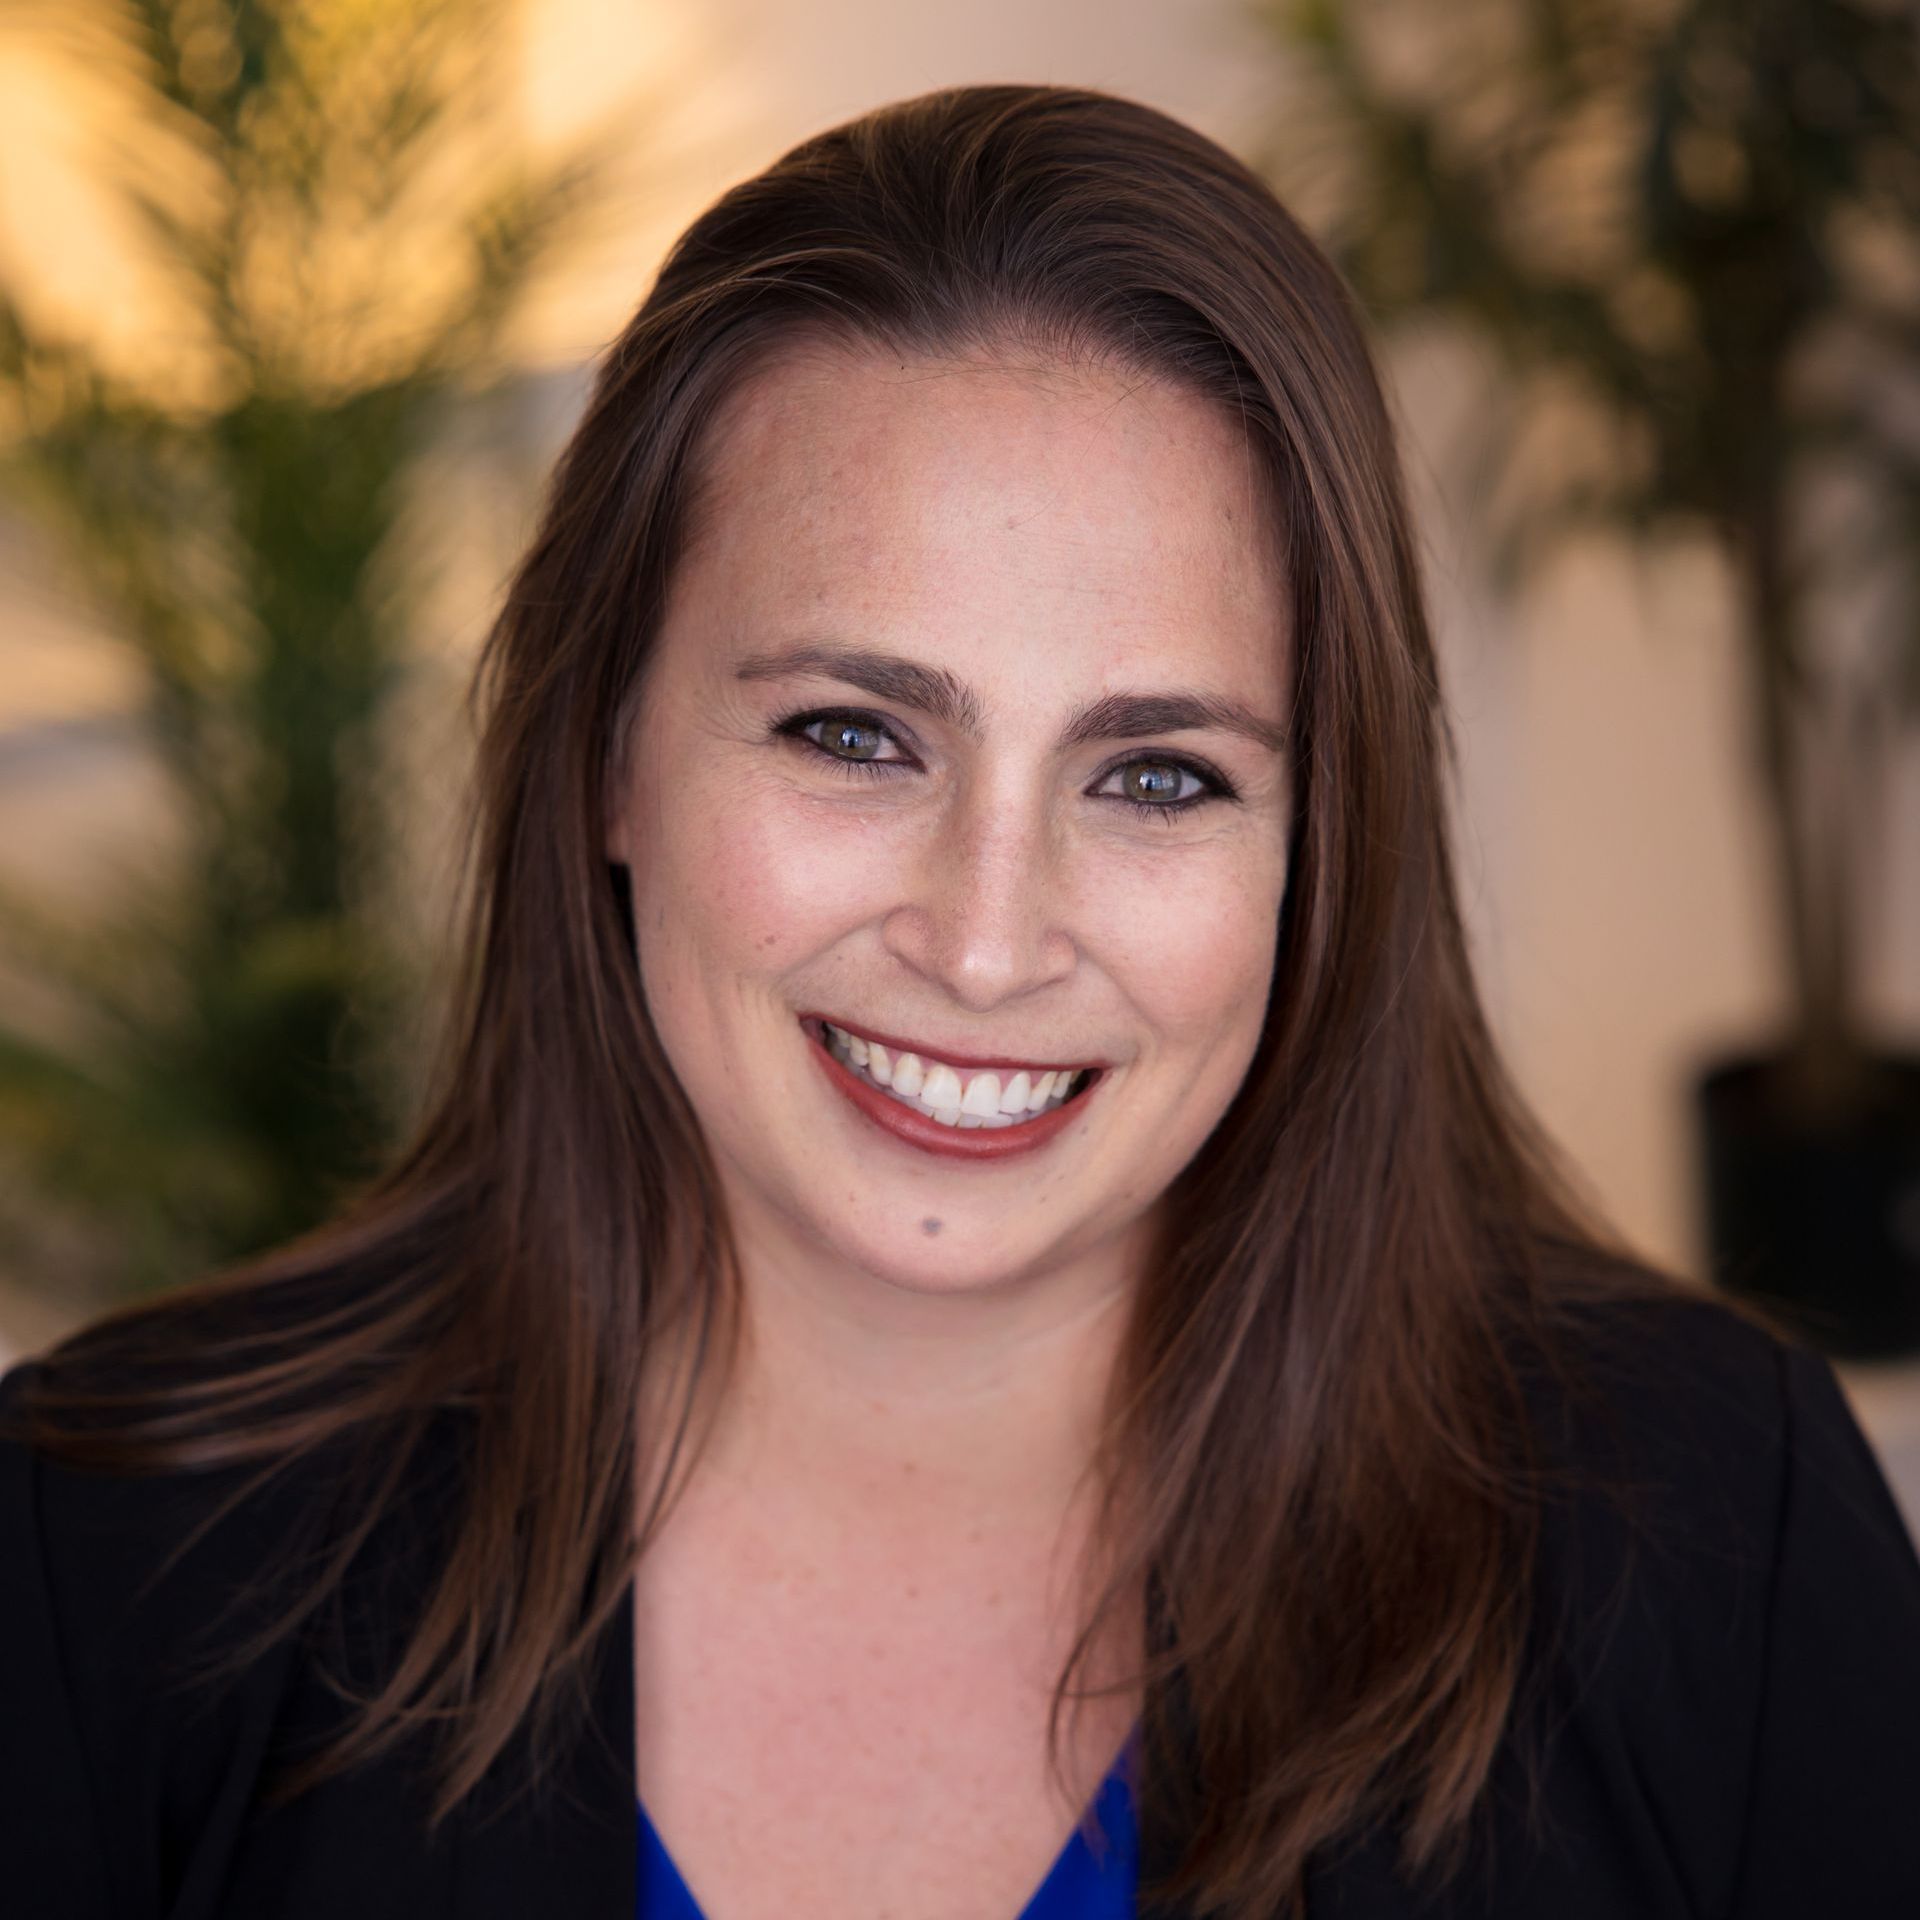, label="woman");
[3,82,1917,1920]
